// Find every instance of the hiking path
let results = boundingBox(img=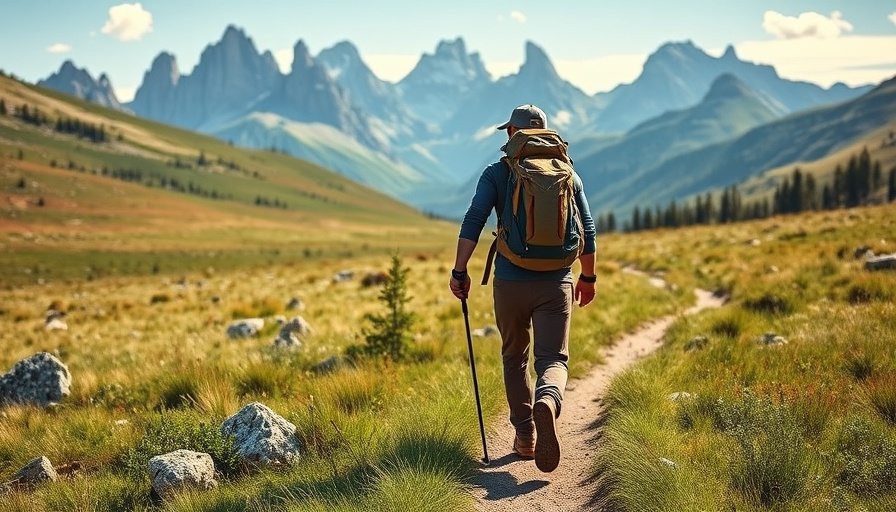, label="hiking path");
[469,286,724,511]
